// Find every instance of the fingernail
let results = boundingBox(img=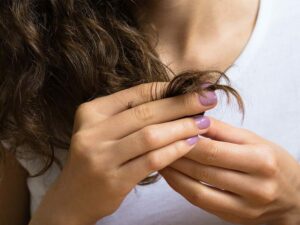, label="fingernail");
[201,83,213,89]
[186,135,201,145]
[193,115,210,129]
[199,91,217,106]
